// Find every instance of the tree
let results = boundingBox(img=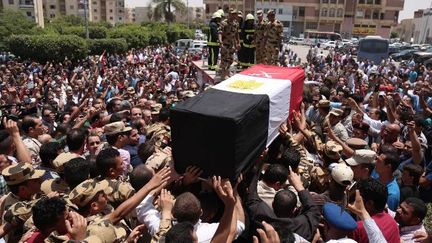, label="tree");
[0,9,36,49]
[390,31,399,39]
[151,0,186,23]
